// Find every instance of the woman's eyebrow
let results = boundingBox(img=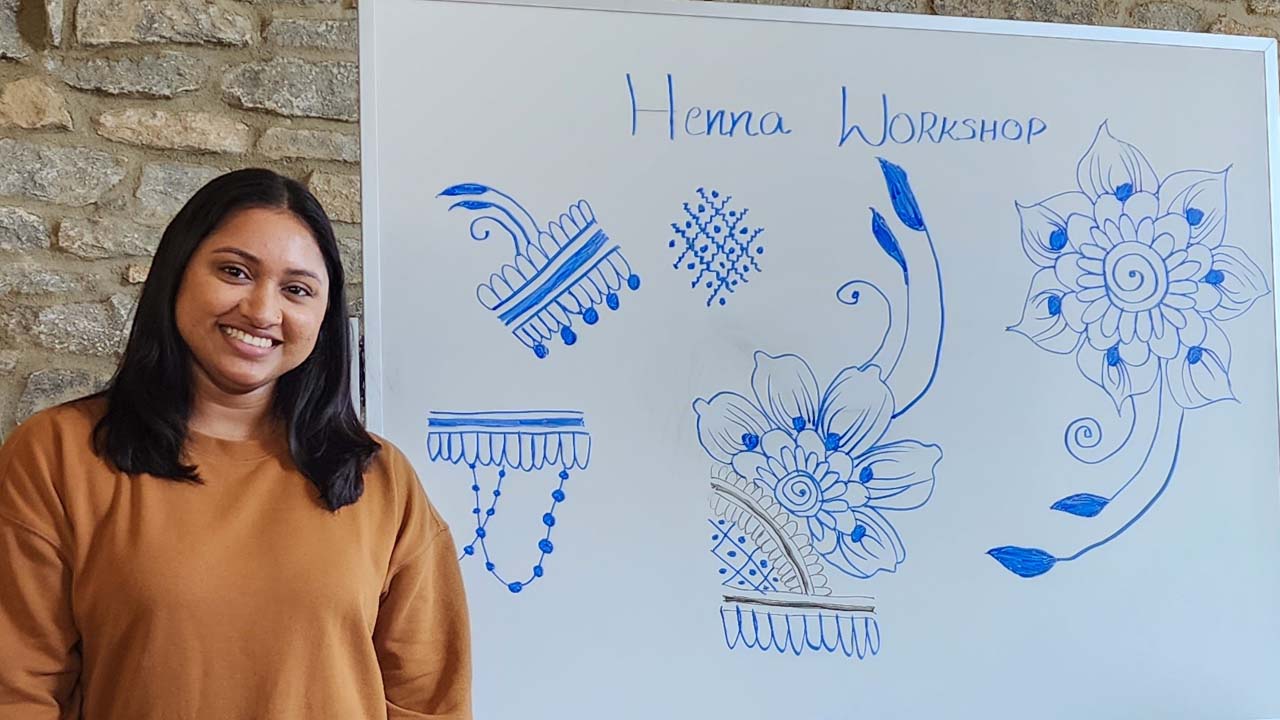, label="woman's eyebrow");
[210,247,322,281]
